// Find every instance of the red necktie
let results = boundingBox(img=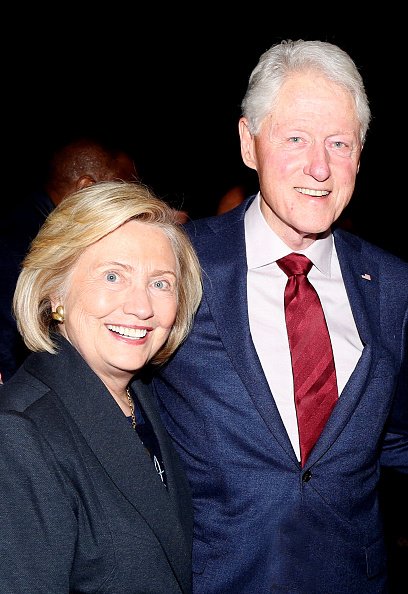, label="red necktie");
[277,253,338,467]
